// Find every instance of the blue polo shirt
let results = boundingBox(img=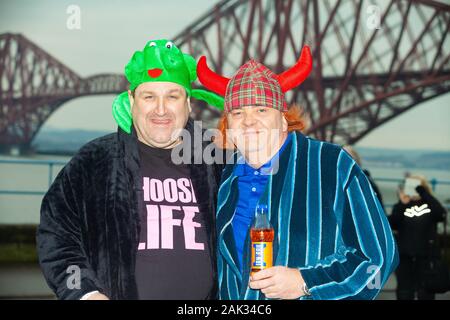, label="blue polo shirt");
[232,133,292,272]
